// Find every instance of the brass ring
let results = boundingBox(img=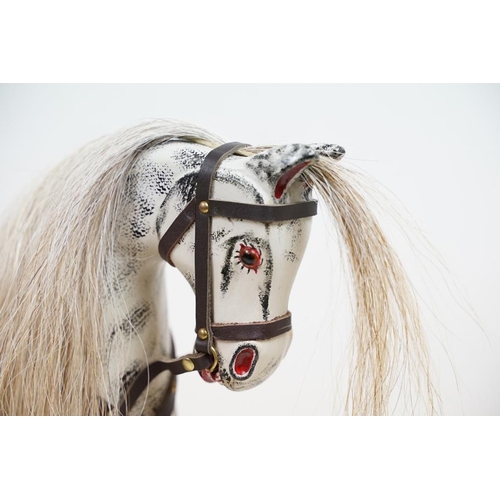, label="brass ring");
[209,346,218,373]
